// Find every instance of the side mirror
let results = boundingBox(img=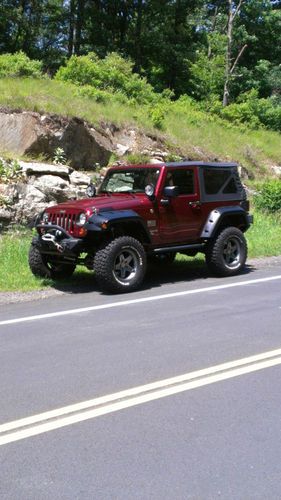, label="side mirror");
[86,183,96,198]
[163,186,179,197]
